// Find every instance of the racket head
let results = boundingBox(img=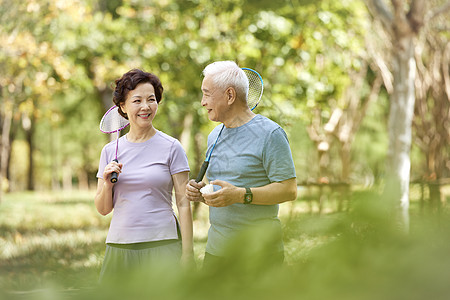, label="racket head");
[99,106,130,133]
[242,68,264,111]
